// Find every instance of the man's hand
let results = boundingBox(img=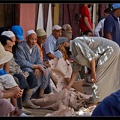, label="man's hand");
[14,89,23,98]
[40,67,46,77]
[34,65,47,78]
[11,86,23,98]
[34,68,41,79]
[43,61,51,68]
[20,72,27,79]
[62,85,70,90]
[91,72,97,83]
